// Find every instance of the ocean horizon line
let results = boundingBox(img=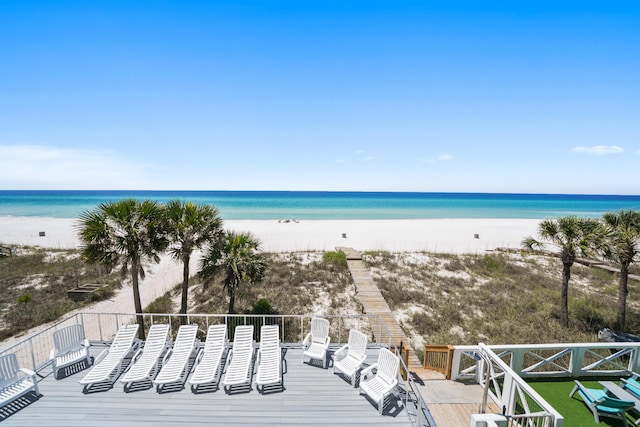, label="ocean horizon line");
[2,189,640,197]
[1,190,639,220]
